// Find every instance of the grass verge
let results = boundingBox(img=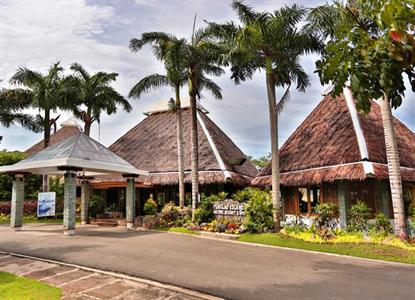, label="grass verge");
[155,227,199,235]
[238,233,415,264]
[0,271,61,300]
[0,217,63,225]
